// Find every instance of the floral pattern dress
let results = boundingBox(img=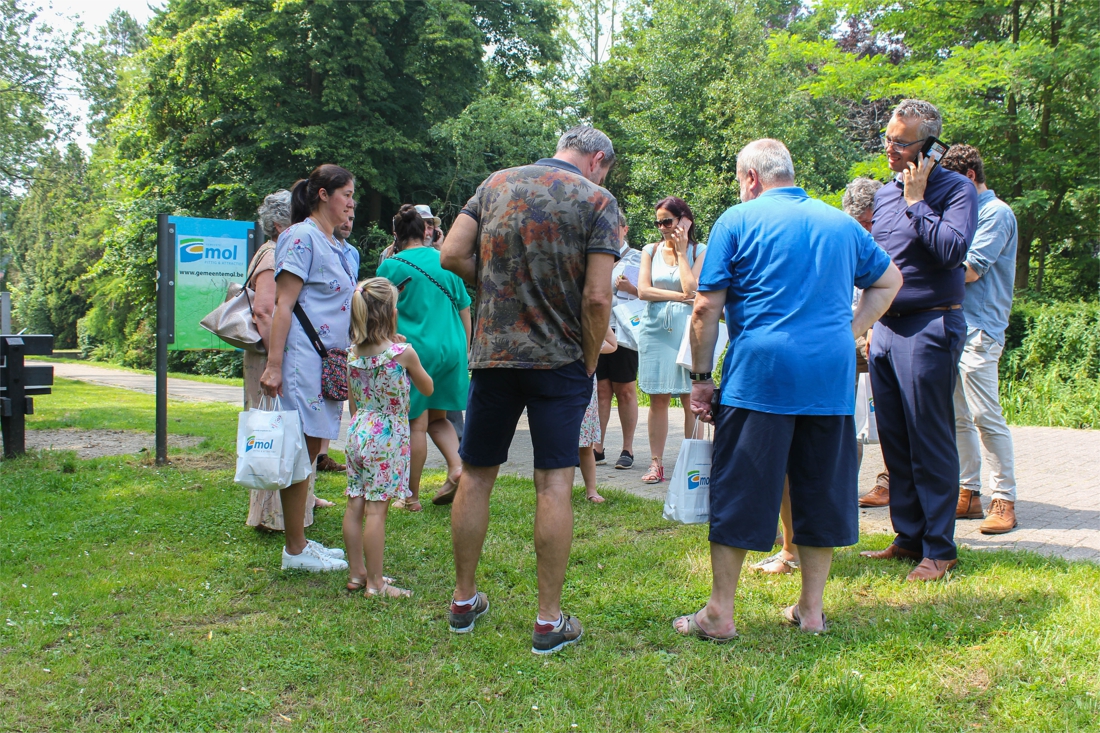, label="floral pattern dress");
[578,375,601,448]
[345,343,413,502]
